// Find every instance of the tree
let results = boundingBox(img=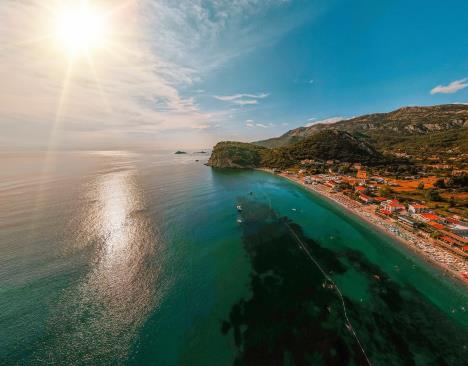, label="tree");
[425,189,442,202]
[379,185,393,197]
[417,181,425,190]
[449,196,455,207]
[434,178,446,189]
[447,174,468,189]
